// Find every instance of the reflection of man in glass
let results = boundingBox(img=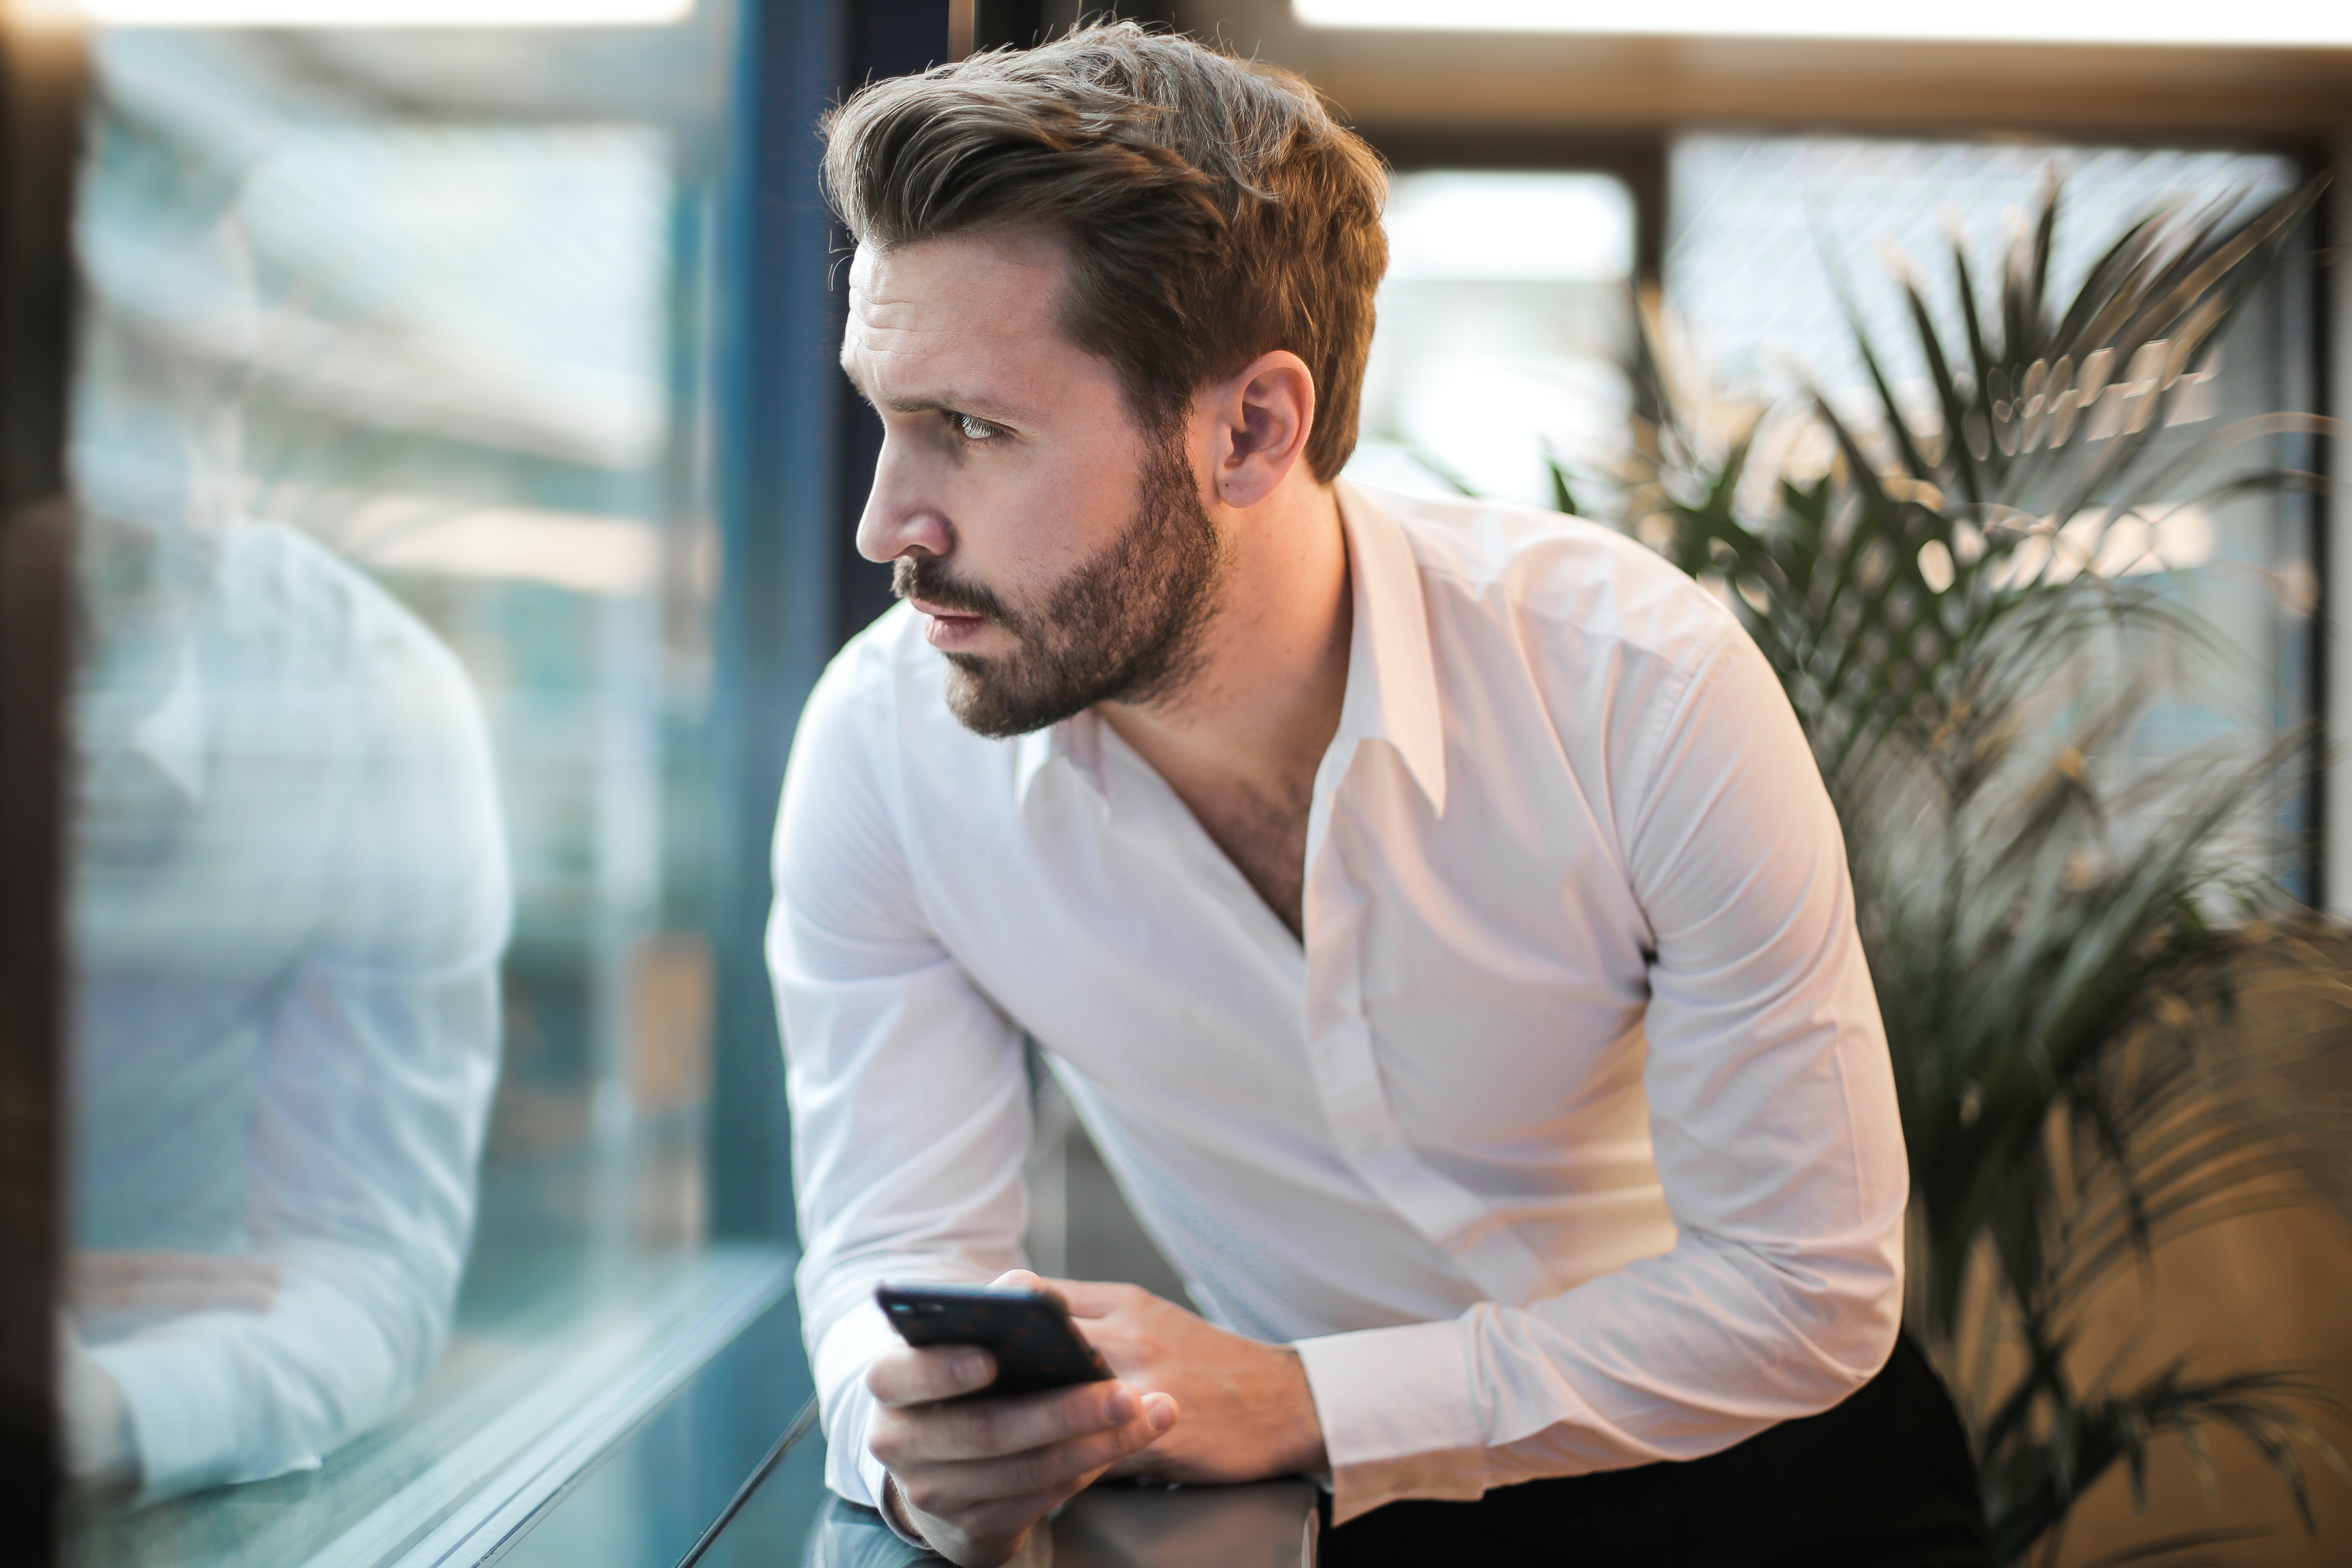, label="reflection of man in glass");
[60,364,510,1501]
